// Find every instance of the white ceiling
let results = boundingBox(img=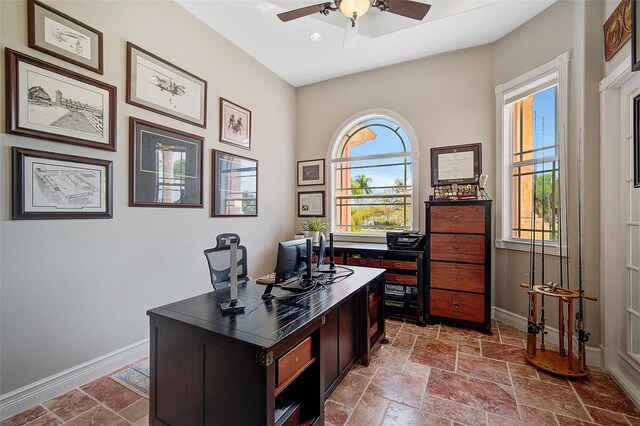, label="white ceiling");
[176,0,556,87]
